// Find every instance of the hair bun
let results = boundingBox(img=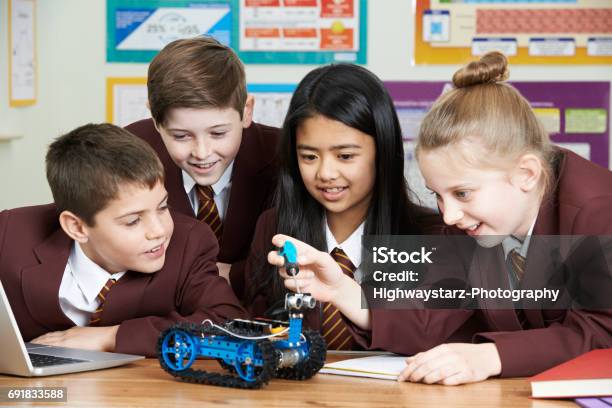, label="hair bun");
[452,51,509,88]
